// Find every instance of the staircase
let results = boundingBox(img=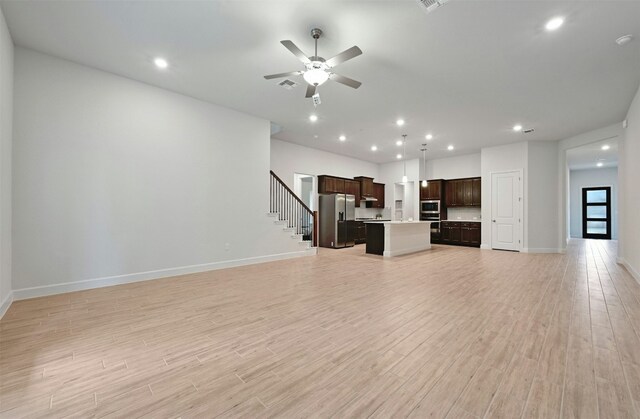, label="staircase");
[269,170,317,249]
